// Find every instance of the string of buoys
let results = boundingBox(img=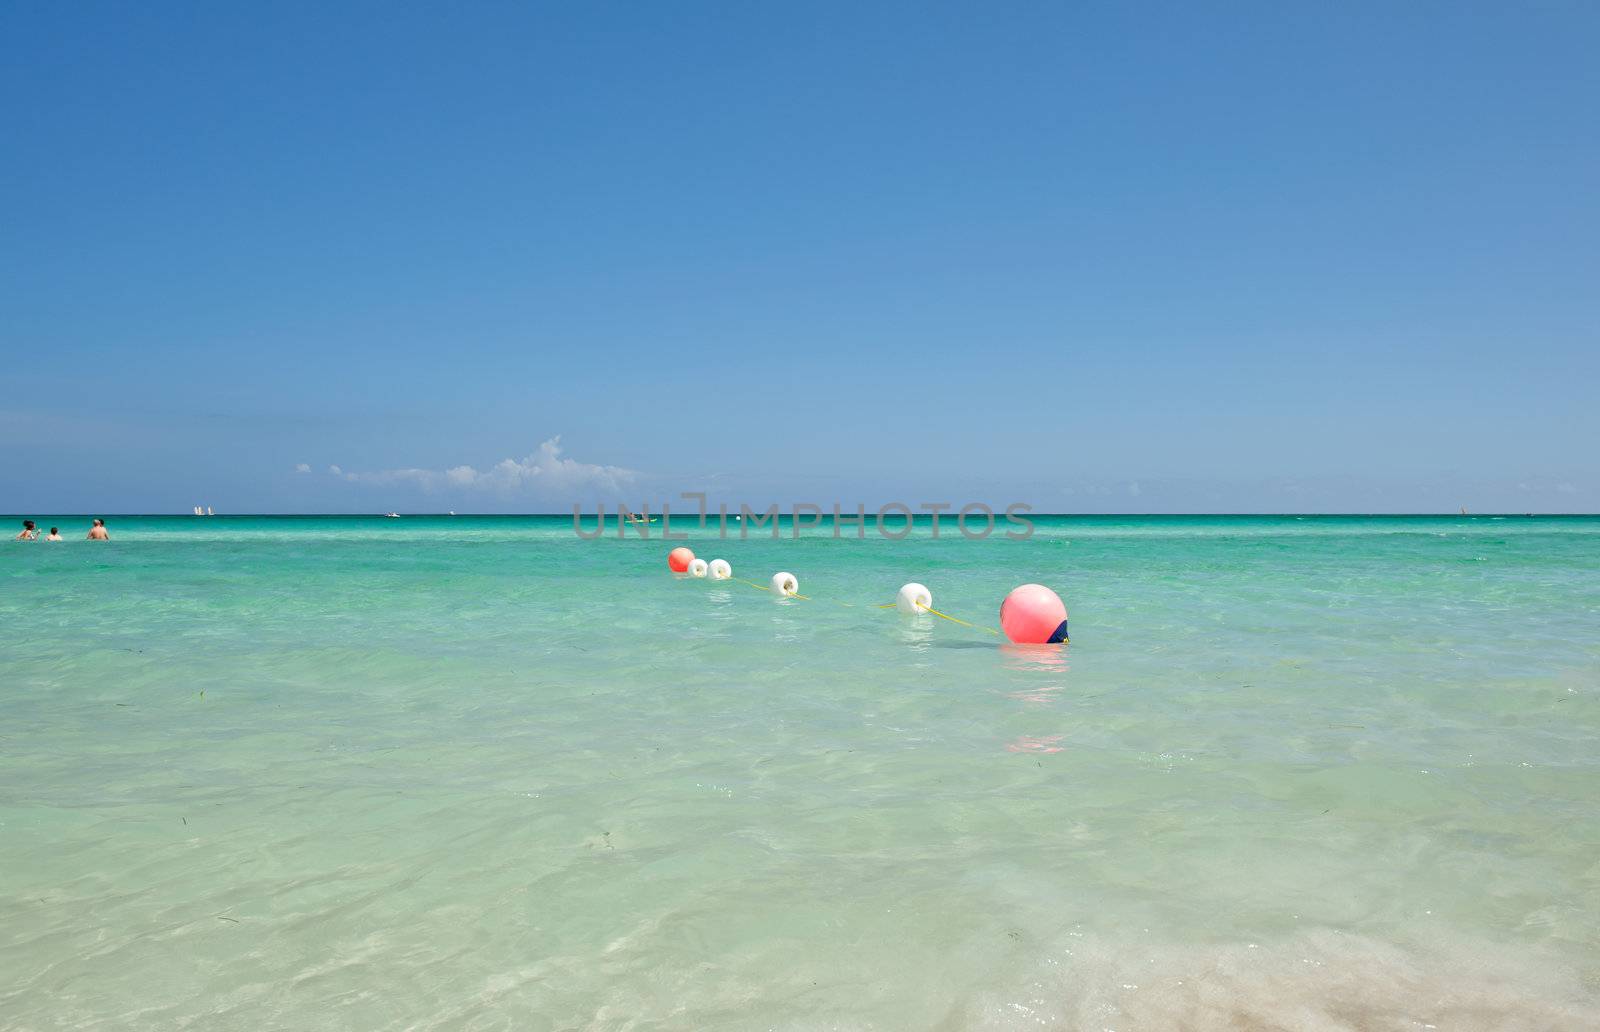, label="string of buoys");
[663,547,1068,644]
